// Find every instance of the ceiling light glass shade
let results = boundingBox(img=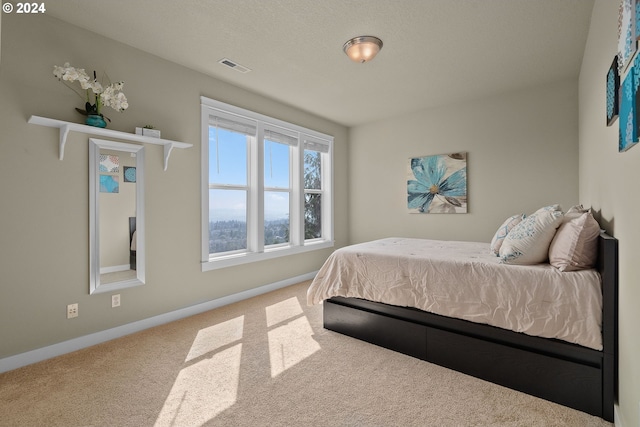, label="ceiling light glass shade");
[343,36,383,63]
